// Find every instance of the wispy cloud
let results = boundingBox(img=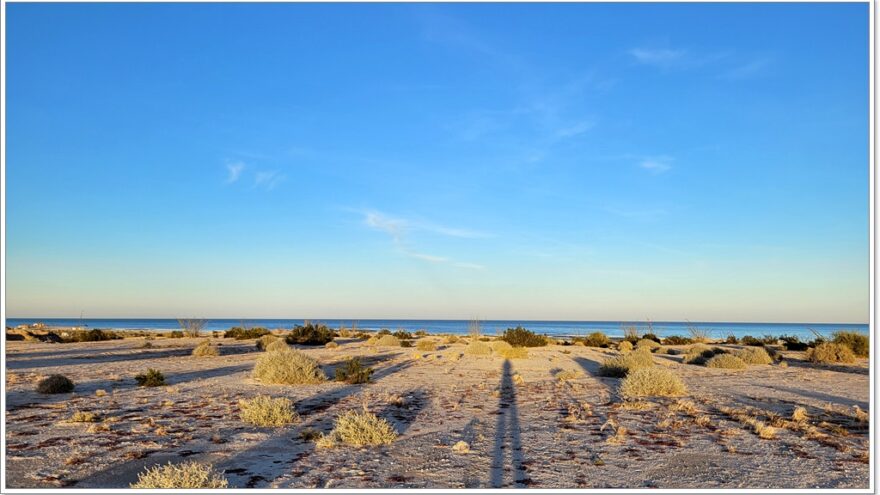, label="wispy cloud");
[639,157,673,174]
[721,57,772,80]
[629,47,687,68]
[360,209,487,269]
[604,206,669,220]
[225,162,245,183]
[254,170,285,190]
